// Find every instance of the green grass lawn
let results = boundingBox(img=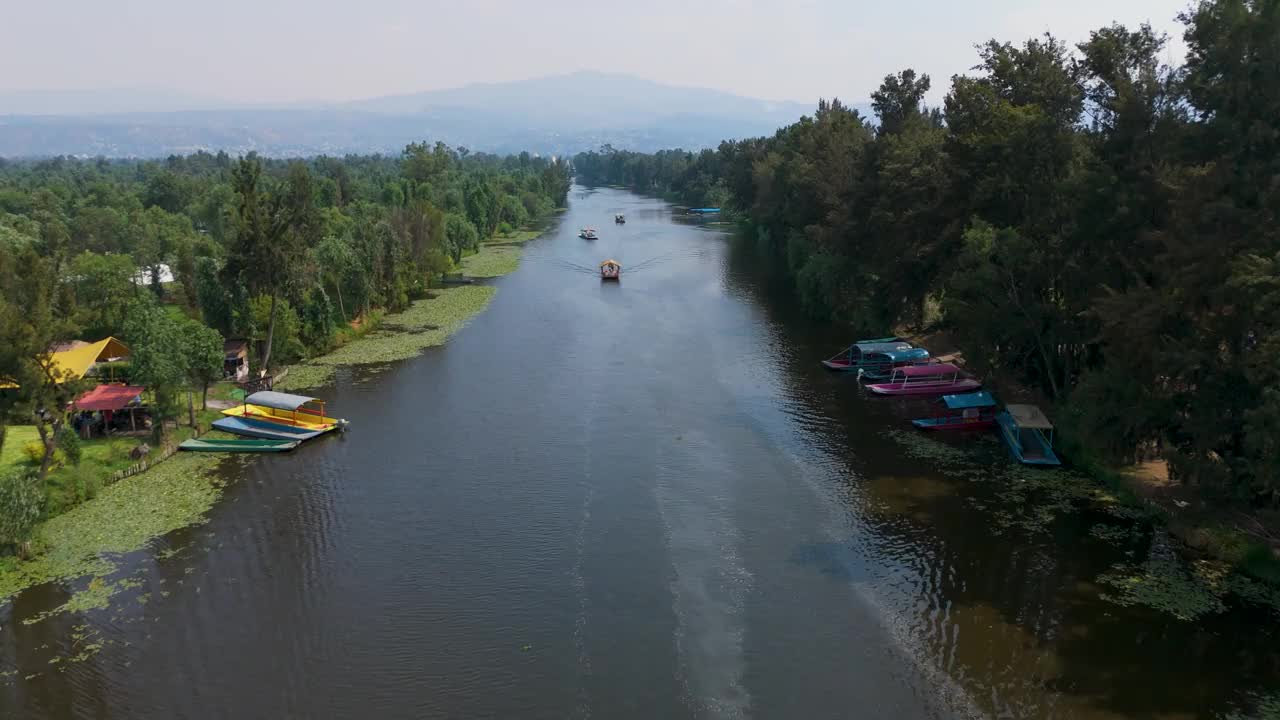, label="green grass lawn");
[483,228,543,245]
[0,425,40,471]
